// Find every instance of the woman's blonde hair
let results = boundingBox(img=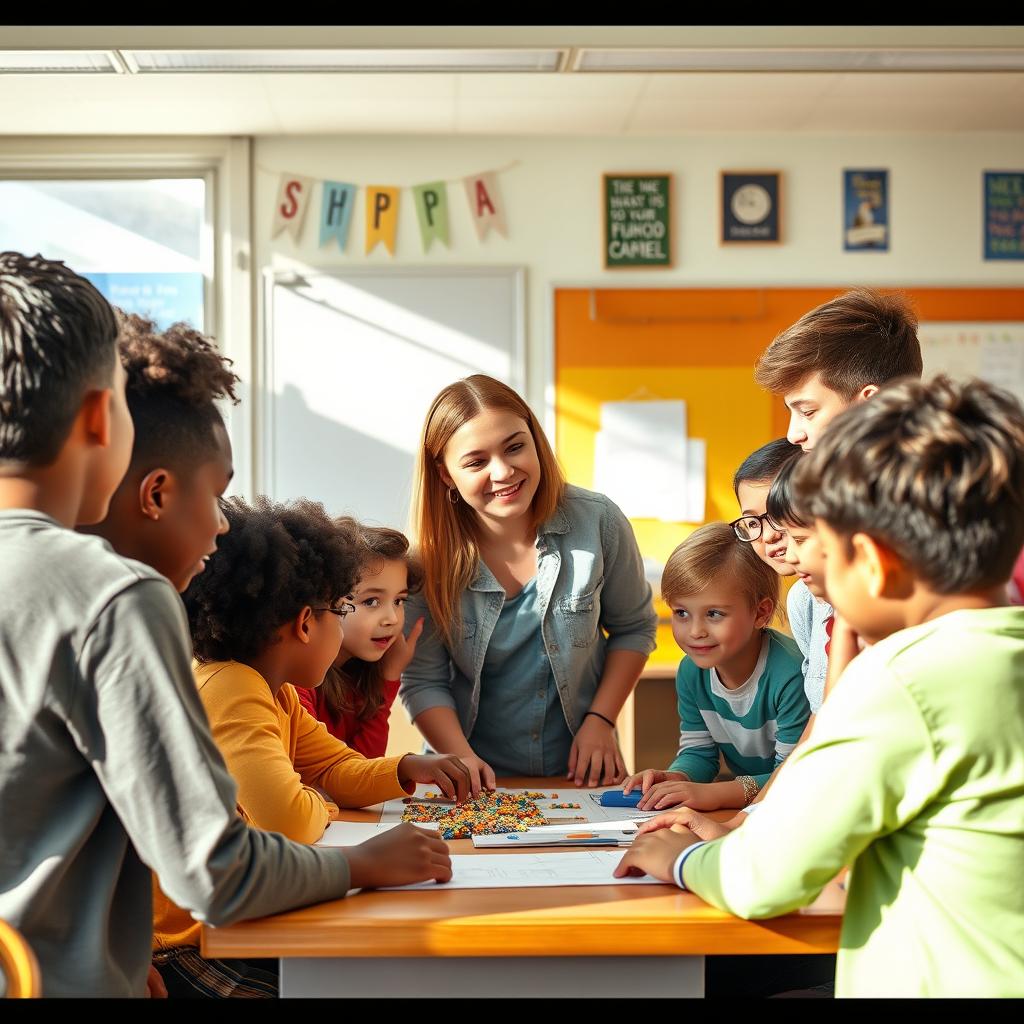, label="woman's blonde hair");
[411,374,565,646]
[661,521,779,615]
